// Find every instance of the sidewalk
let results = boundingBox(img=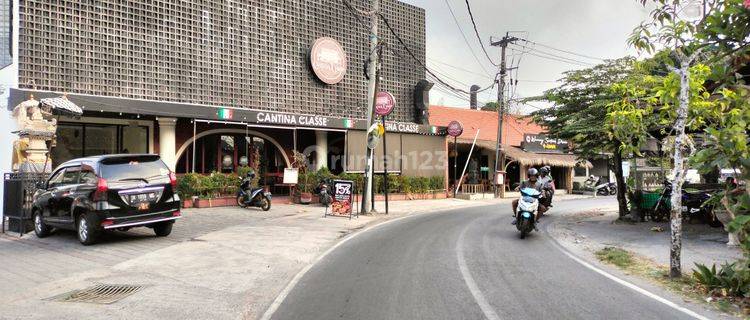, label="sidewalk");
[549,209,743,272]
